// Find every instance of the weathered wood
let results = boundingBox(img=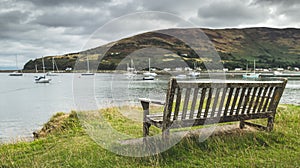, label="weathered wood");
[217,87,227,117]
[257,87,269,113]
[247,87,258,114]
[236,87,247,115]
[178,81,284,89]
[211,88,221,117]
[253,87,263,113]
[189,88,199,119]
[197,88,207,118]
[140,78,287,137]
[162,78,176,133]
[241,88,252,114]
[204,88,213,118]
[224,87,234,116]
[230,88,240,115]
[182,88,191,119]
[141,100,150,137]
[262,87,274,112]
[173,87,182,120]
